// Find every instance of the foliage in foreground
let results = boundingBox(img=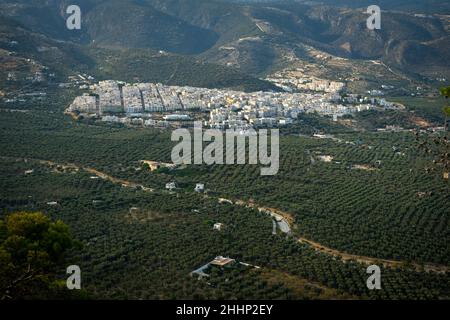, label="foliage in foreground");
[0,212,79,300]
